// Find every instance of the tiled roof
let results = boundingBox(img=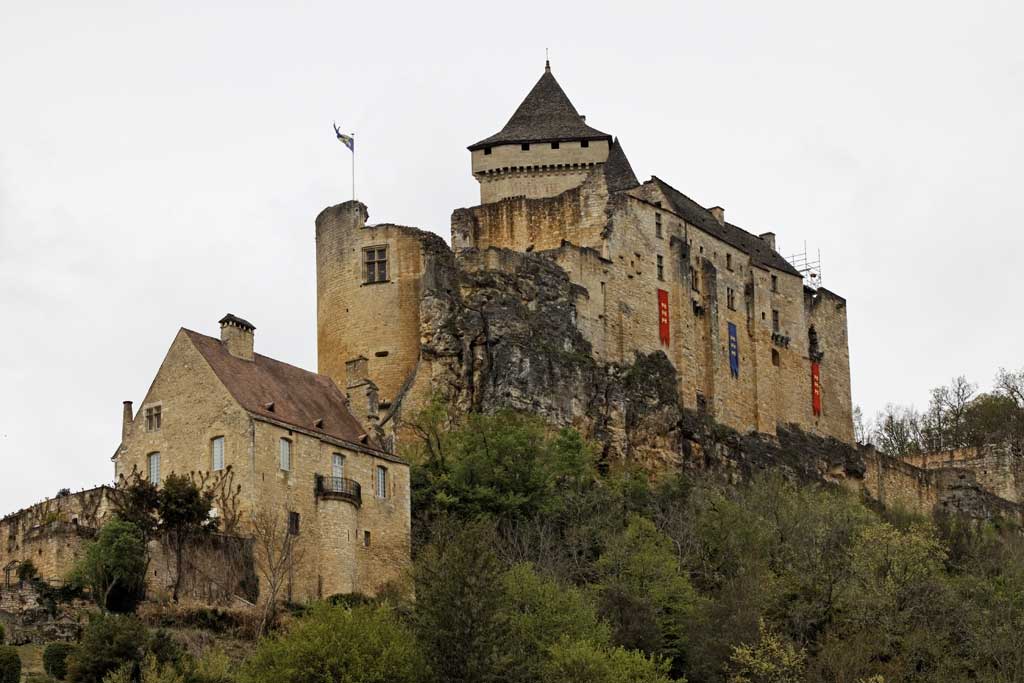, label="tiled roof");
[603,138,640,193]
[468,65,611,151]
[650,177,802,277]
[183,329,372,446]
